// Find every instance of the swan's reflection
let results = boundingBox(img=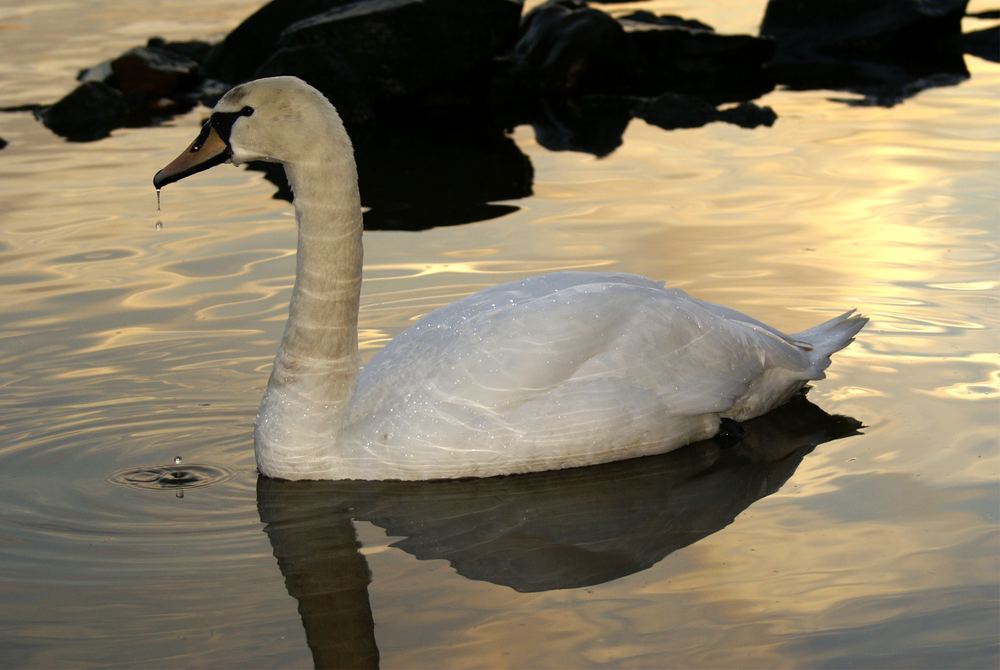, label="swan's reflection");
[257,394,860,668]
